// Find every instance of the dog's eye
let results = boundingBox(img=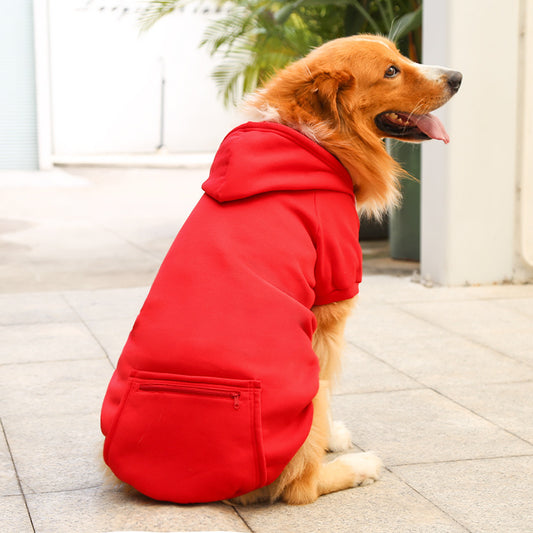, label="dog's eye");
[384,65,400,78]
